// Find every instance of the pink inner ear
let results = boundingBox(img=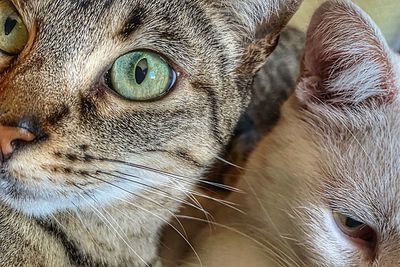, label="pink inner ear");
[297,0,397,106]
